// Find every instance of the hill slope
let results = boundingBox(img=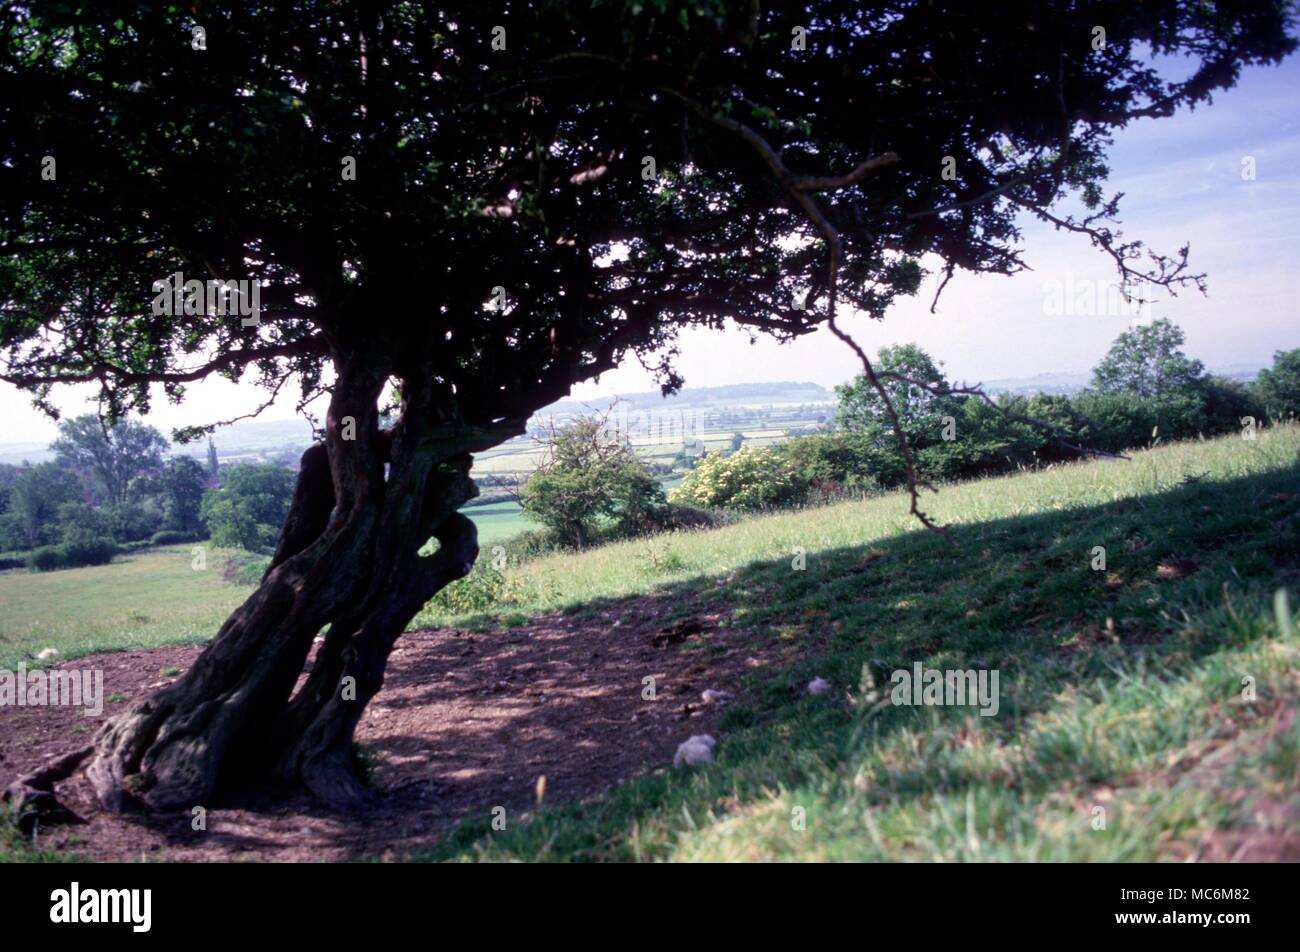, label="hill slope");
[417,426,1300,861]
